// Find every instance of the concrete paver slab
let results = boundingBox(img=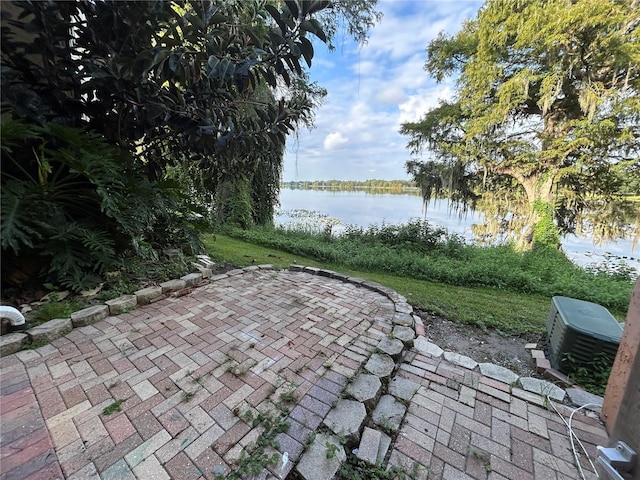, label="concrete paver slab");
[414,336,444,358]
[296,433,346,480]
[322,399,367,442]
[389,376,419,401]
[479,362,520,384]
[345,373,381,411]
[518,376,566,401]
[365,353,395,378]
[566,387,604,411]
[443,351,478,370]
